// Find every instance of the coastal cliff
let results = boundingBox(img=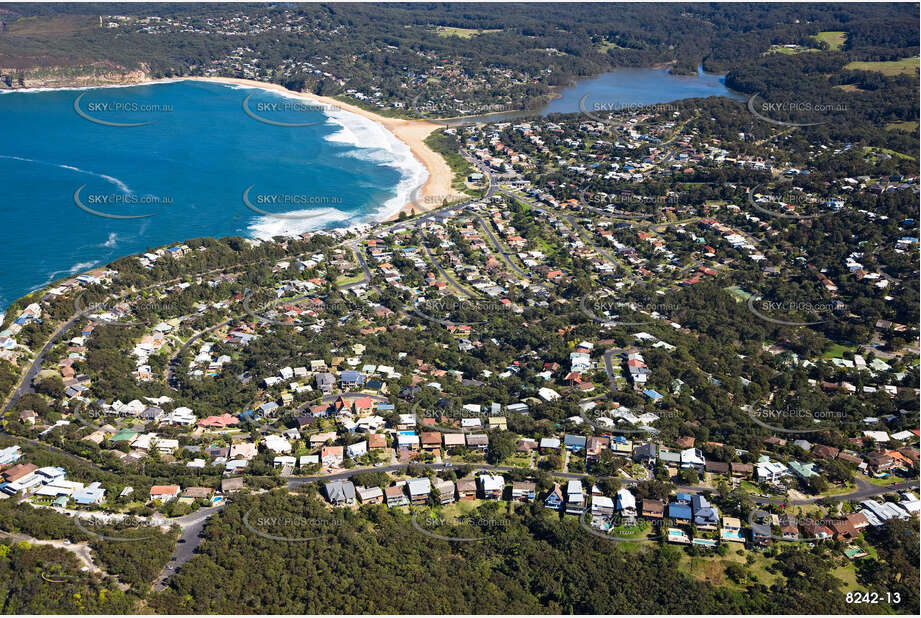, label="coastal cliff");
[0,63,150,90]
